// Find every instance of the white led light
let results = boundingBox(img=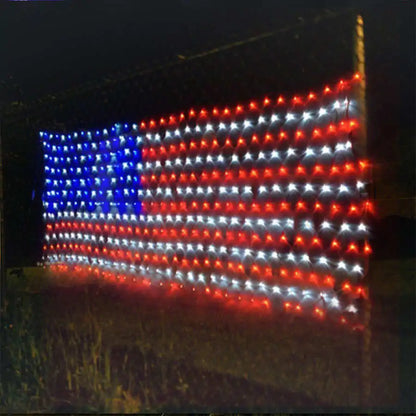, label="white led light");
[301,254,310,262]
[318,256,328,266]
[303,221,312,230]
[340,223,350,232]
[286,219,294,228]
[272,286,281,294]
[346,305,358,314]
[287,253,295,262]
[287,147,296,157]
[272,184,281,192]
[304,183,314,192]
[358,223,367,232]
[321,184,331,193]
[288,183,297,192]
[321,221,331,229]
[338,261,347,270]
[287,287,297,297]
[352,264,363,274]
[321,145,331,155]
[305,147,314,157]
[339,184,349,193]
[270,150,279,159]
